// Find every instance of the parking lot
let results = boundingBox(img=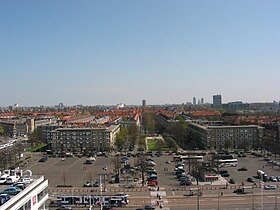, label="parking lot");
[22,154,113,187]
[221,153,280,184]
[5,150,279,190]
